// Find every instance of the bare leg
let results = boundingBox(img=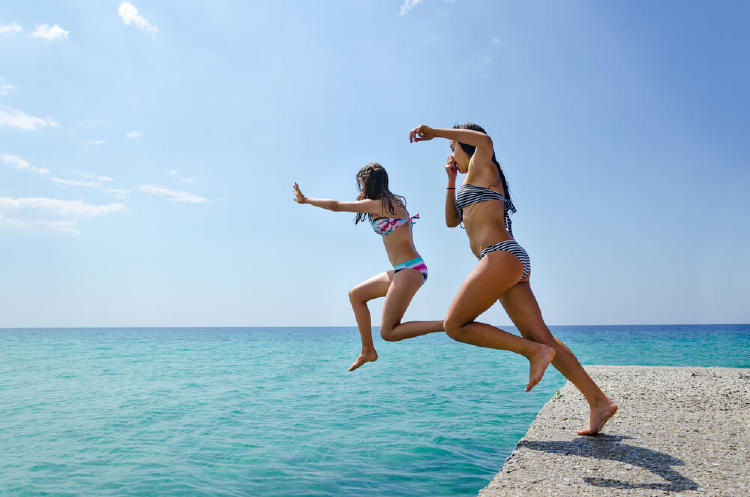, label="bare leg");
[379,269,444,342]
[443,251,556,392]
[348,272,391,371]
[500,281,618,434]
